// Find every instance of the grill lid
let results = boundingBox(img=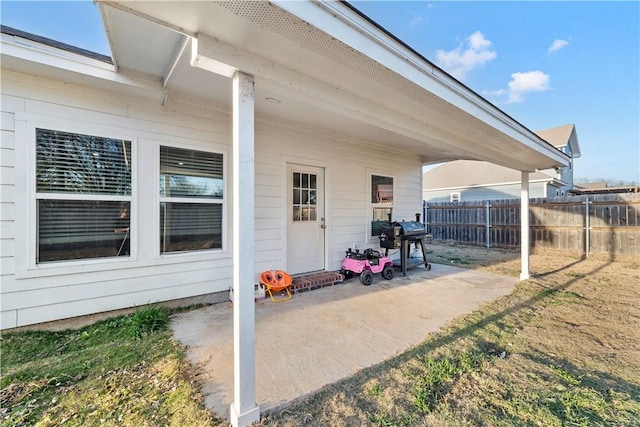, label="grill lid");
[396,221,425,235]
